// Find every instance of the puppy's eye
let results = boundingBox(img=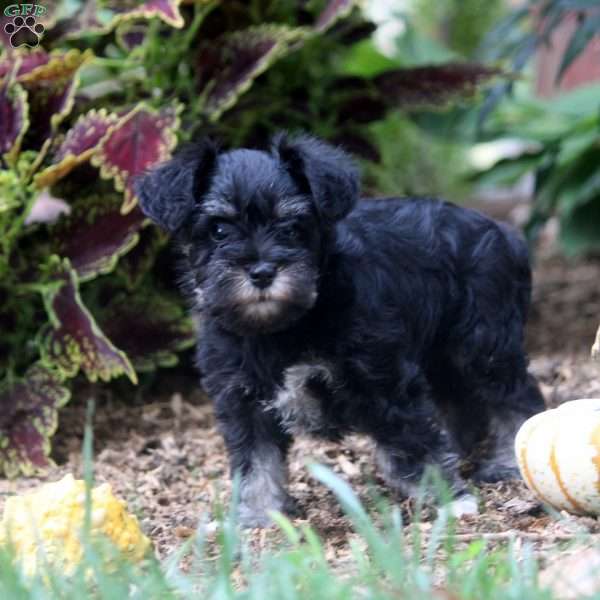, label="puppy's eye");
[210,220,232,242]
[280,223,303,241]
